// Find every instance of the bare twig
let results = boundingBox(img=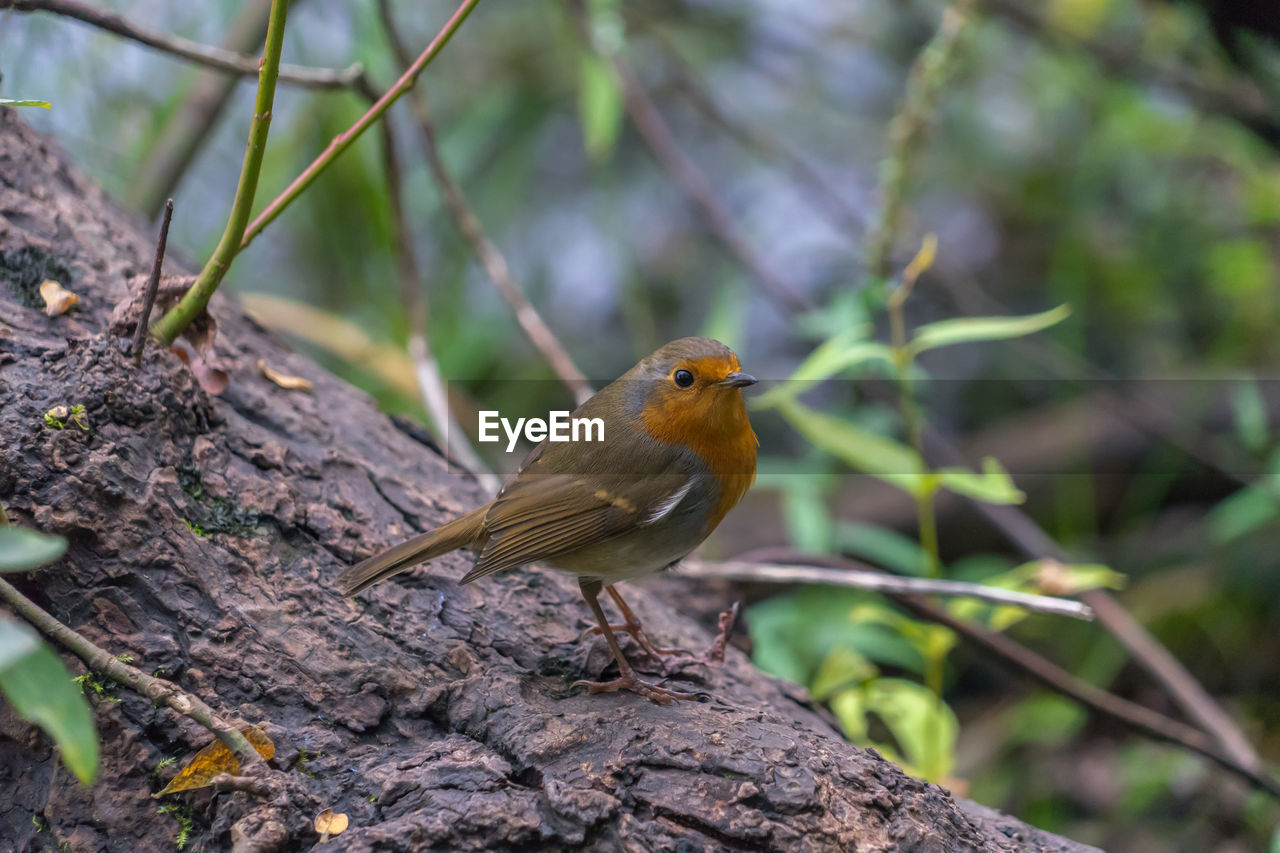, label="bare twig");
[376,99,502,492]
[131,199,173,364]
[921,427,1266,775]
[0,577,272,780]
[238,0,482,254]
[565,3,809,314]
[974,0,1280,145]
[724,548,1277,797]
[378,0,594,407]
[5,0,362,90]
[152,0,290,345]
[210,773,274,797]
[609,55,812,314]
[679,557,1094,620]
[126,0,281,218]
[865,0,974,280]
[651,32,869,241]
[895,595,1280,799]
